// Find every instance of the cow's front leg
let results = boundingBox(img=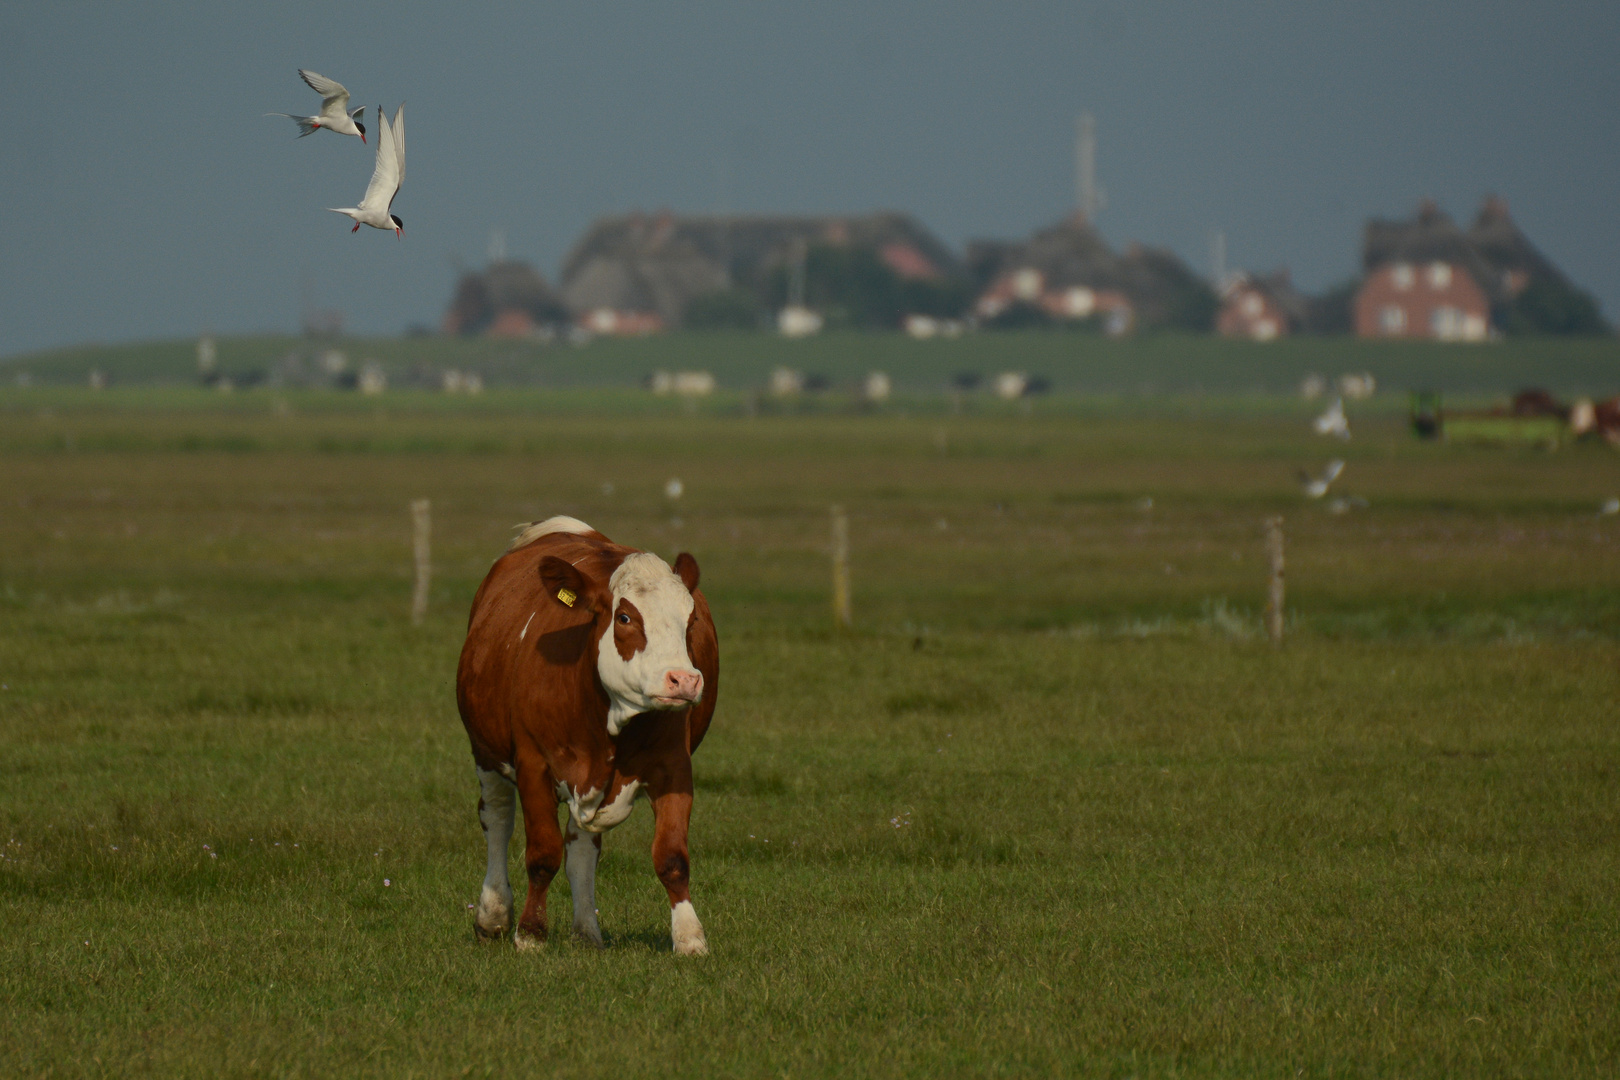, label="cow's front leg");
[563,821,604,947]
[650,787,708,956]
[513,764,564,951]
[473,766,517,938]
